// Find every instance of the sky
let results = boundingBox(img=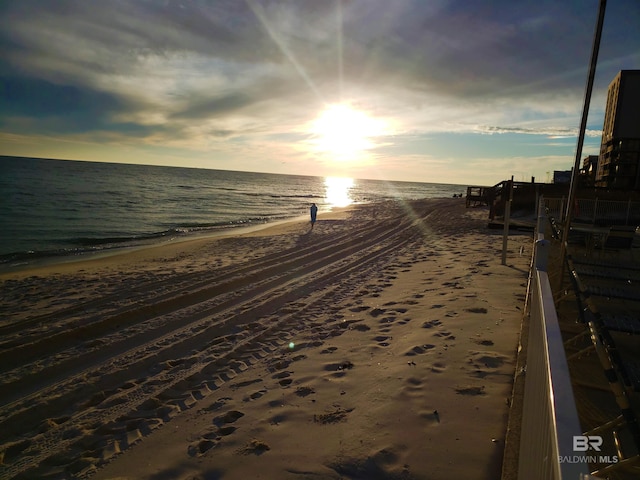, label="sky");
[1,0,639,186]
